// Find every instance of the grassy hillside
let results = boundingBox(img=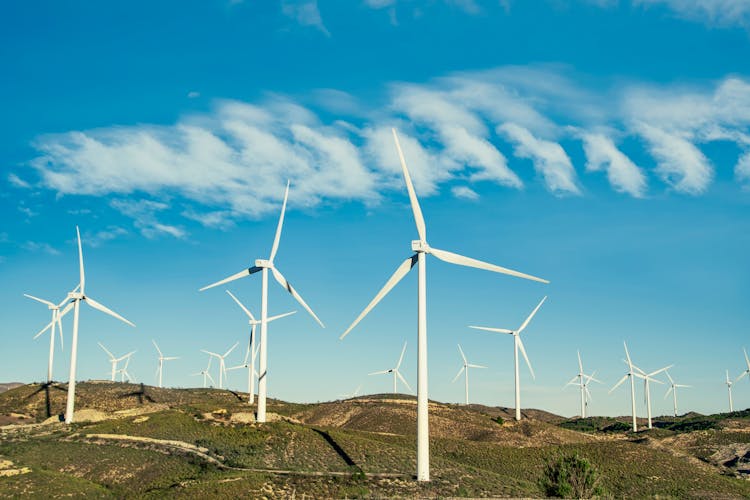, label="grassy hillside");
[2,383,750,498]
